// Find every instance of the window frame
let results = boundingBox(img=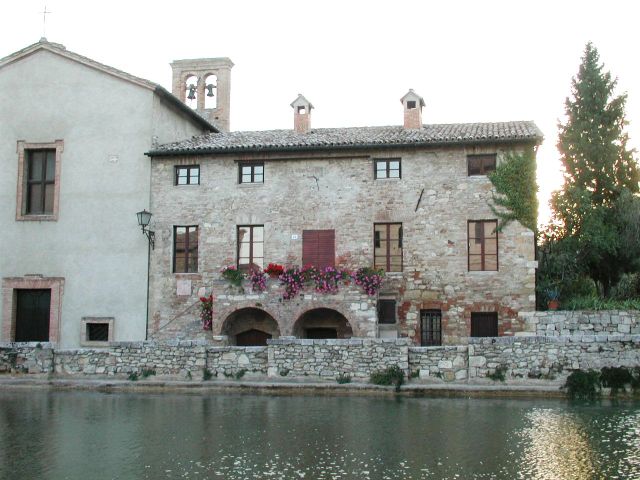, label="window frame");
[467,220,498,272]
[16,140,64,221]
[80,317,114,347]
[420,309,442,346]
[374,222,403,272]
[174,165,200,185]
[173,225,199,273]
[467,154,497,176]
[470,312,499,337]
[377,299,397,325]
[237,225,264,271]
[374,158,402,179]
[238,162,264,184]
